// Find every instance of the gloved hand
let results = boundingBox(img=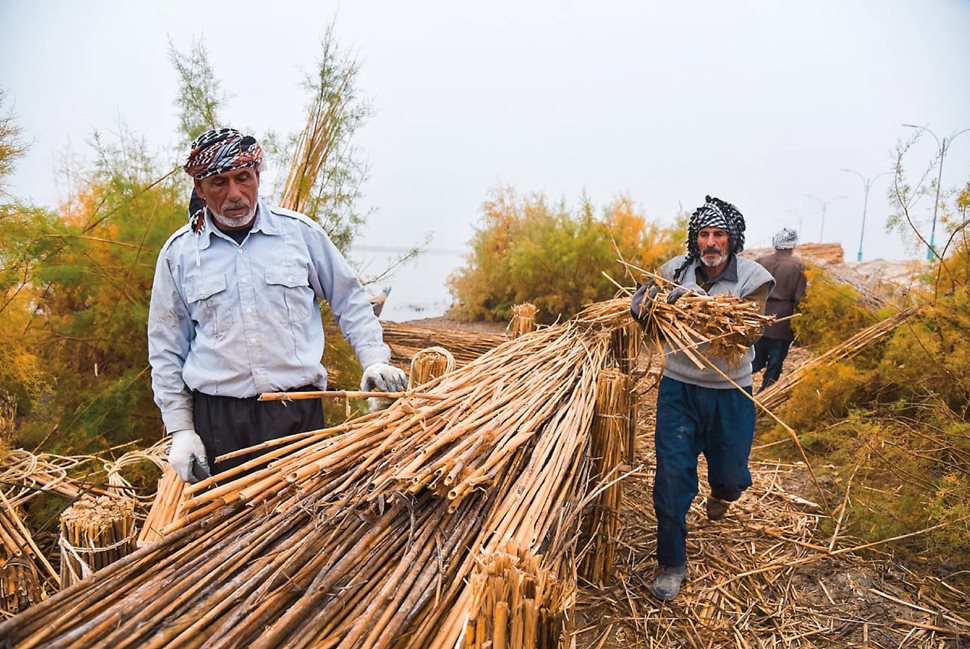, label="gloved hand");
[360,362,408,393]
[630,281,662,322]
[666,282,707,304]
[168,429,211,484]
